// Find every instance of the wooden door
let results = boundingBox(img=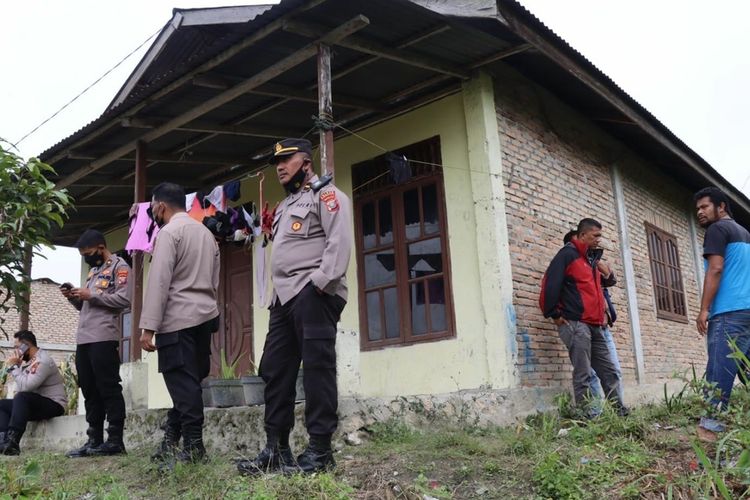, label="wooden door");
[210,244,254,377]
